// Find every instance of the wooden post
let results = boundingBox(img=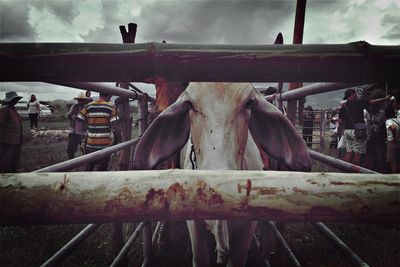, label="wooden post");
[274,33,284,113]
[109,22,138,266]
